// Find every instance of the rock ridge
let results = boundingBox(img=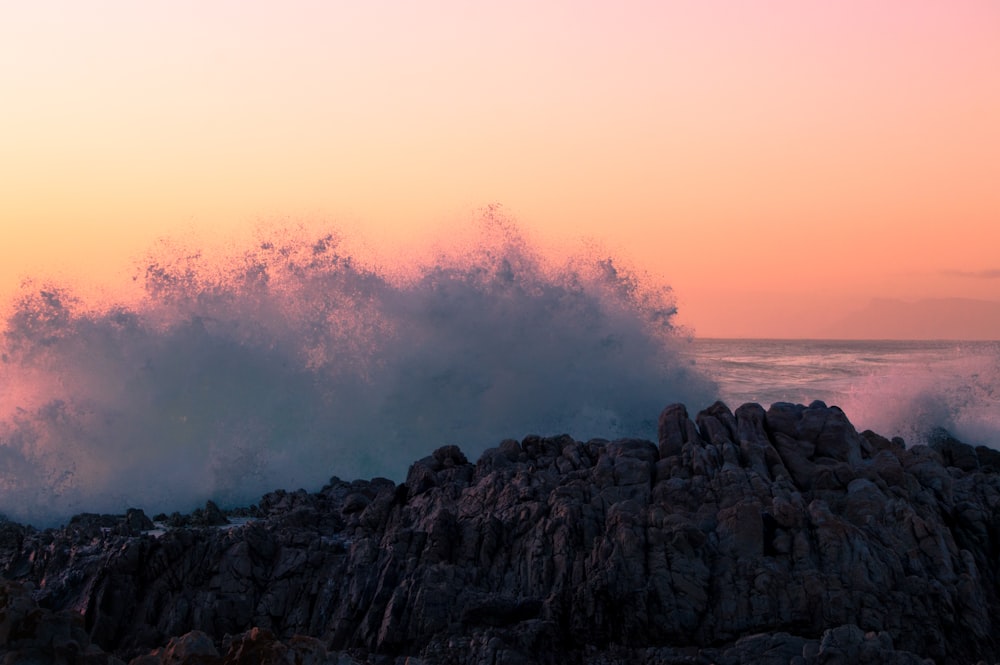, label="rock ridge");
[3,401,1000,664]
